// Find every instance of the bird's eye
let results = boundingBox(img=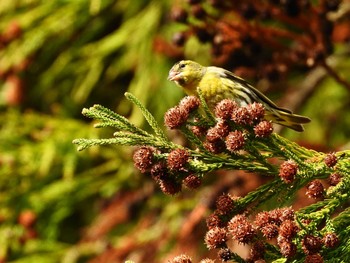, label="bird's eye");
[178,63,186,69]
